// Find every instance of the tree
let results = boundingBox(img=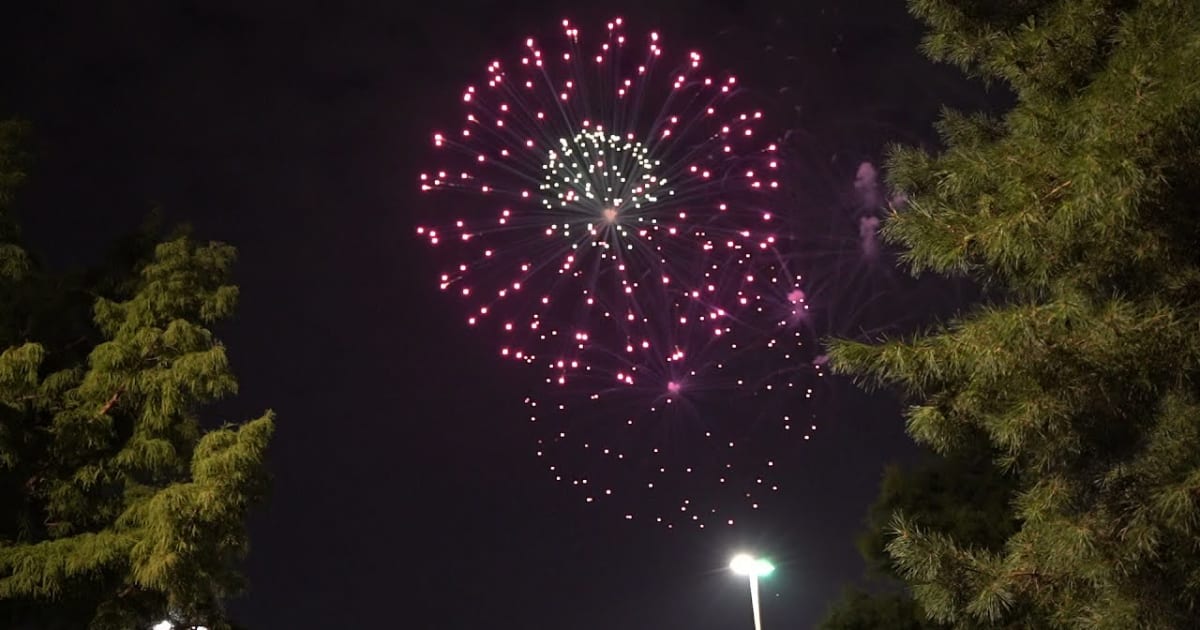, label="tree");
[0,122,273,629]
[819,444,1017,630]
[821,589,934,630]
[829,0,1200,627]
